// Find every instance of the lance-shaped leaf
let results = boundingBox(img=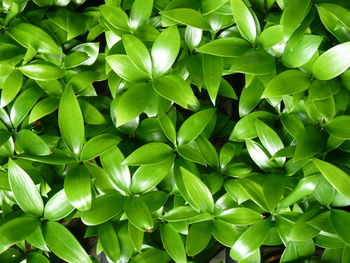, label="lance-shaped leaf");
[100,147,131,193]
[125,197,153,231]
[158,113,177,145]
[29,97,59,123]
[230,219,271,261]
[64,166,92,211]
[152,75,198,109]
[129,249,170,263]
[217,207,263,225]
[203,55,223,104]
[16,129,51,156]
[10,86,43,128]
[245,139,276,170]
[186,221,212,256]
[230,50,276,75]
[197,38,251,57]
[0,216,39,254]
[43,222,92,263]
[181,167,214,213]
[27,253,50,263]
[129,0,153,29]
[58,86,84,157]
[313,158,350,198]
[116,83,152,127]
[80,134,120,161]
[44,189,75,221]
[0,70,23,107]
[123,34,152,74]
[331,210,350,246]
[177,108,216,145]
[131,156,174,194]
[99,5,129,31]
[256,119,285,167]
[313,42,350,80]
[128,222,144,252]
[278,174,320,208]
[81,193,125,225]
[99,222,120,262]
[124,142,174,166]
[107,55,150,82]
[262,70,311,98]
[160,8,210,30]
[151,26,180,77]
[160,224,187,263]
[19,61,65,81]
[8,23,62,54]
[211,219,241,247]
[325,115,350,139]
[8,159,44,216]
[230,0,260,44]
